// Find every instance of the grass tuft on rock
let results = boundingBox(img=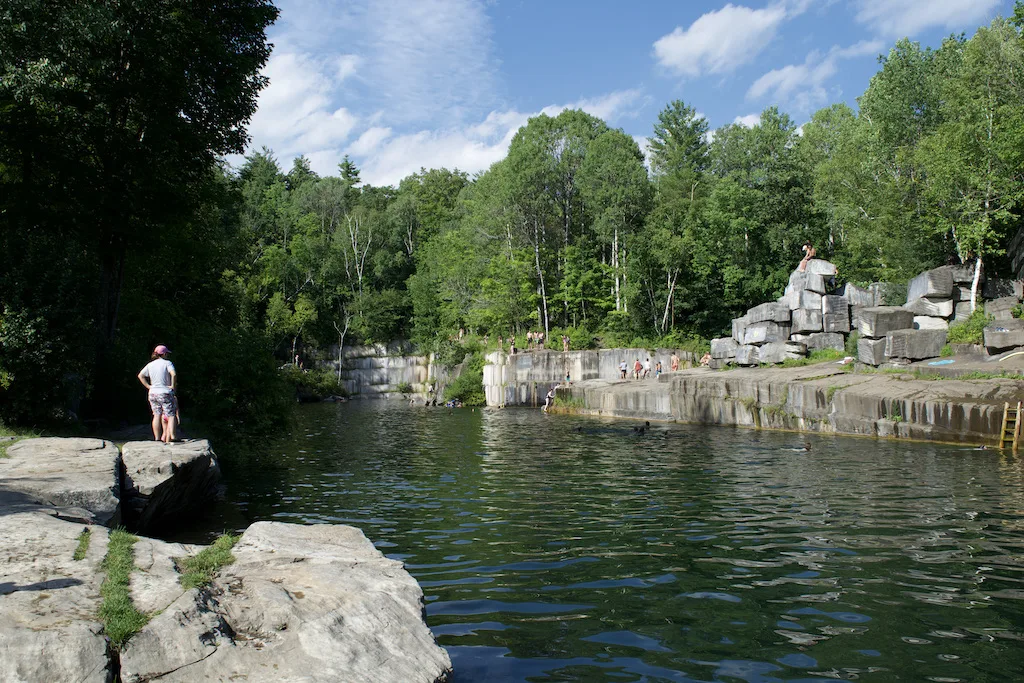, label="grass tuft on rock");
[100,529,149,648]
[177,533,240,590]
[73,527,91,561]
